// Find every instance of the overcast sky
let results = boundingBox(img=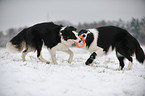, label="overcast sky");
[0,0,145,32]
